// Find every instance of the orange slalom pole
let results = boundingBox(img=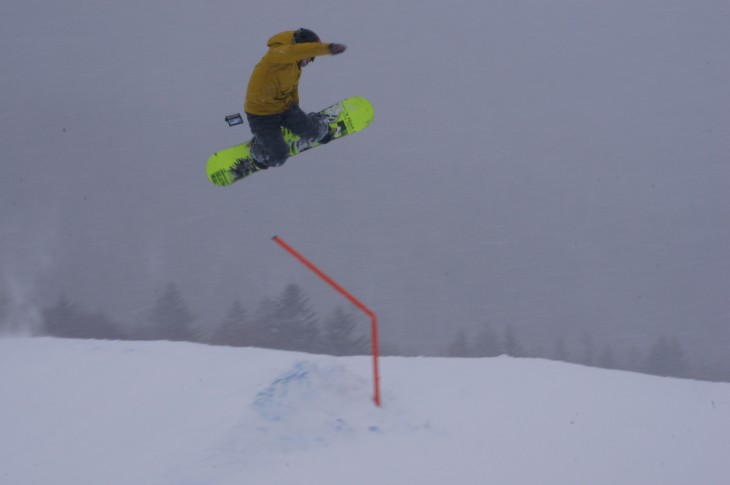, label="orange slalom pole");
[272,235,381,407]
